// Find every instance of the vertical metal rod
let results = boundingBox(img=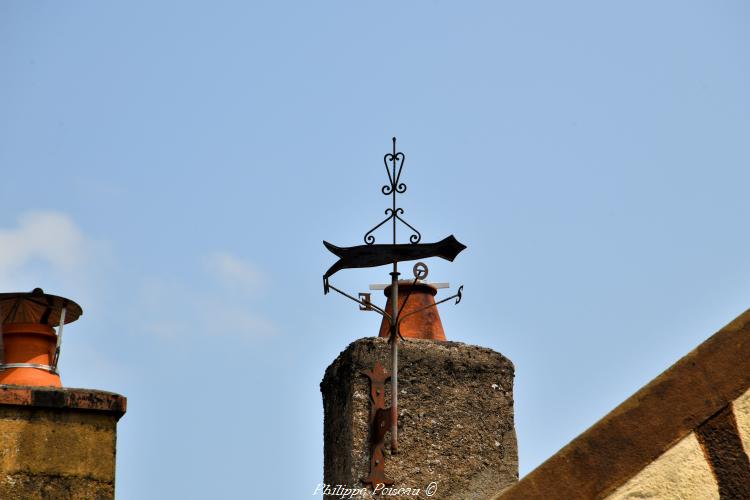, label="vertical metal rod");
[390,136,399,453]
[53,306,66,371]
[0,321,4,365]
[390,269,399,453]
